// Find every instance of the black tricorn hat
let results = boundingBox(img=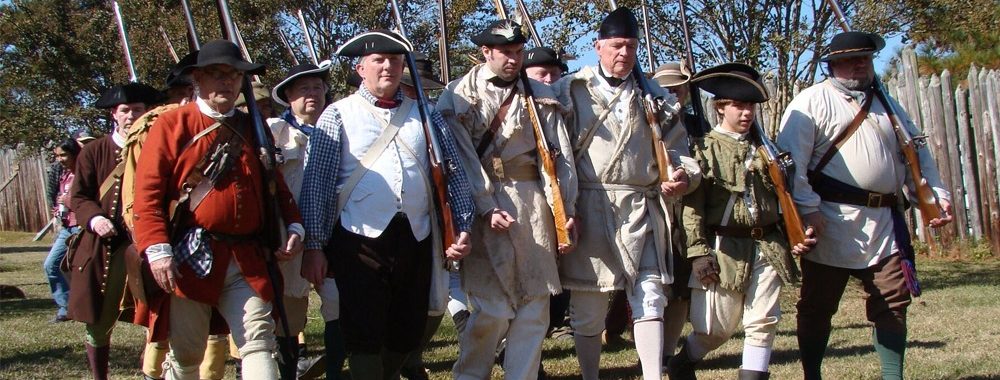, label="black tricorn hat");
[471,19,527,46]
[337,30,413,57]
[181,39,265,75]
[401,52,445,90]
[691,63,769,103]
[346,71,363,88]
[523,47,568,73]
[165,50,199,89]
[599,7,639,39]
[821,31,885,62]
[272,60,333,107]
[95,82,165,109]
